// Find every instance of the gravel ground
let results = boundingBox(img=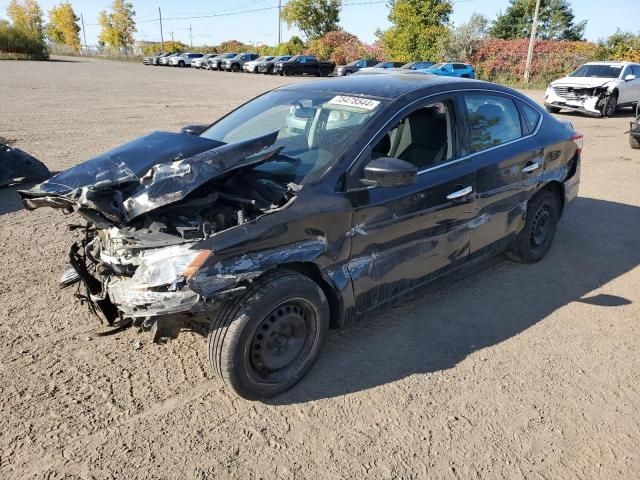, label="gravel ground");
[1,56,639,480]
